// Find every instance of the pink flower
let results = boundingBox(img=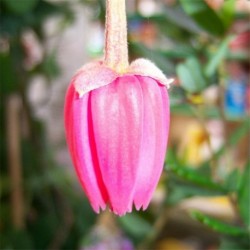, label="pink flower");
[64,0,173,215]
